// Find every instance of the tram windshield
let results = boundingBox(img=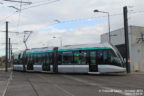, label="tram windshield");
[108,49,124,67]
[111,45,125,67]
[96,49,124,67]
